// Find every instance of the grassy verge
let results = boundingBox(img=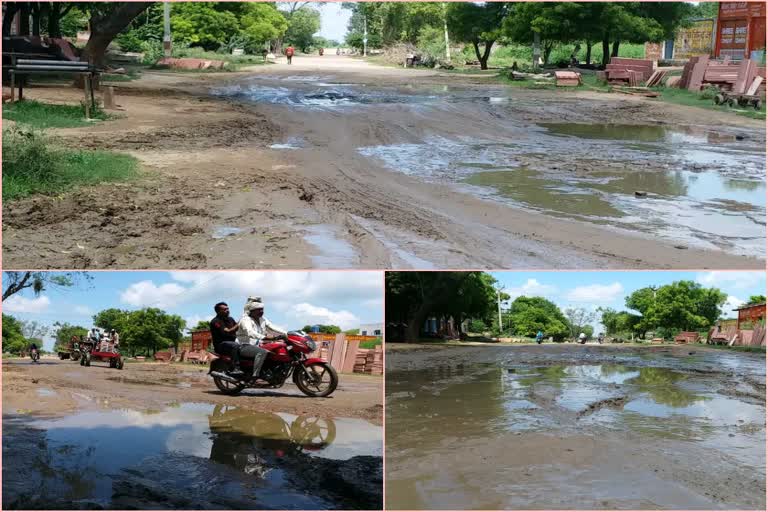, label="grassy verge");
[655,86,765,120]
[696,343,765,353]
[2,128,140,201]
[3,100,111,129]
[151,48,271,72]
[360,338,382,349]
